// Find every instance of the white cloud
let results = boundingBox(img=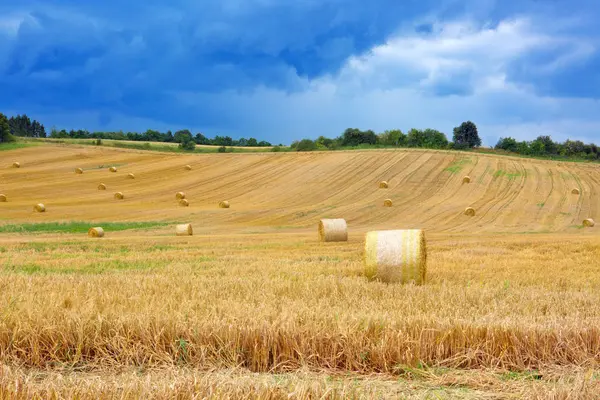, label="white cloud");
[168,17,600,145]
[334,17,595,94]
